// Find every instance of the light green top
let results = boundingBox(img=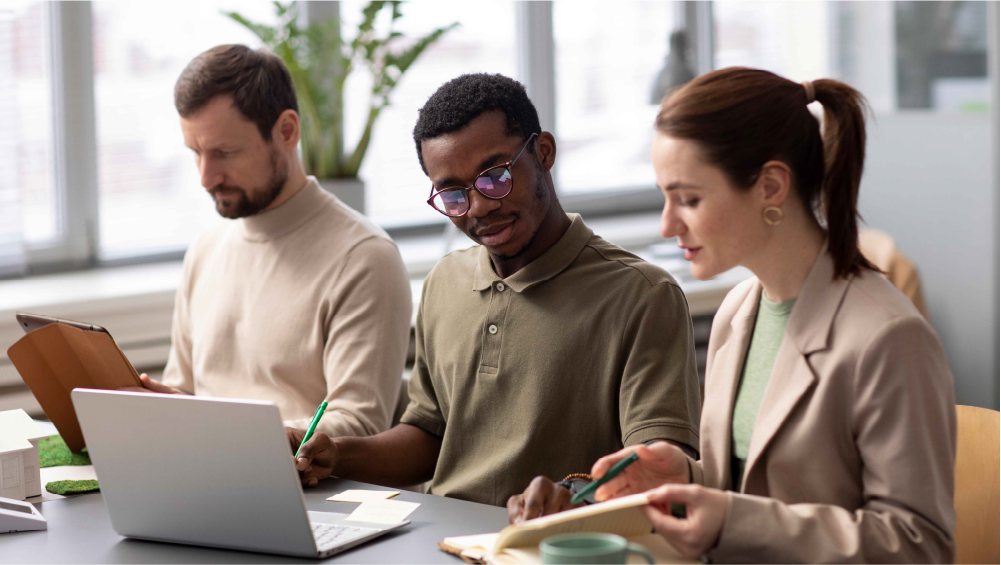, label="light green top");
[731,290,796,491]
